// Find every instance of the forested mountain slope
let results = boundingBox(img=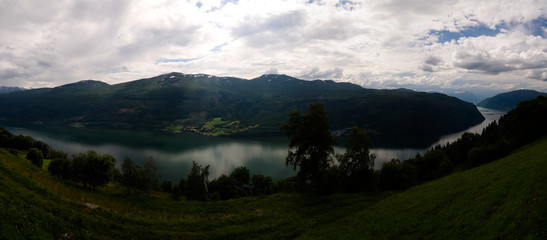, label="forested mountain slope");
[0,73,484,146]
[477,89,547,111]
